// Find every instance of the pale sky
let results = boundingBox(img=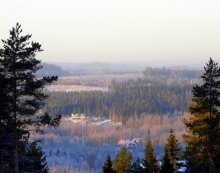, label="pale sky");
[0,0,220,67]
